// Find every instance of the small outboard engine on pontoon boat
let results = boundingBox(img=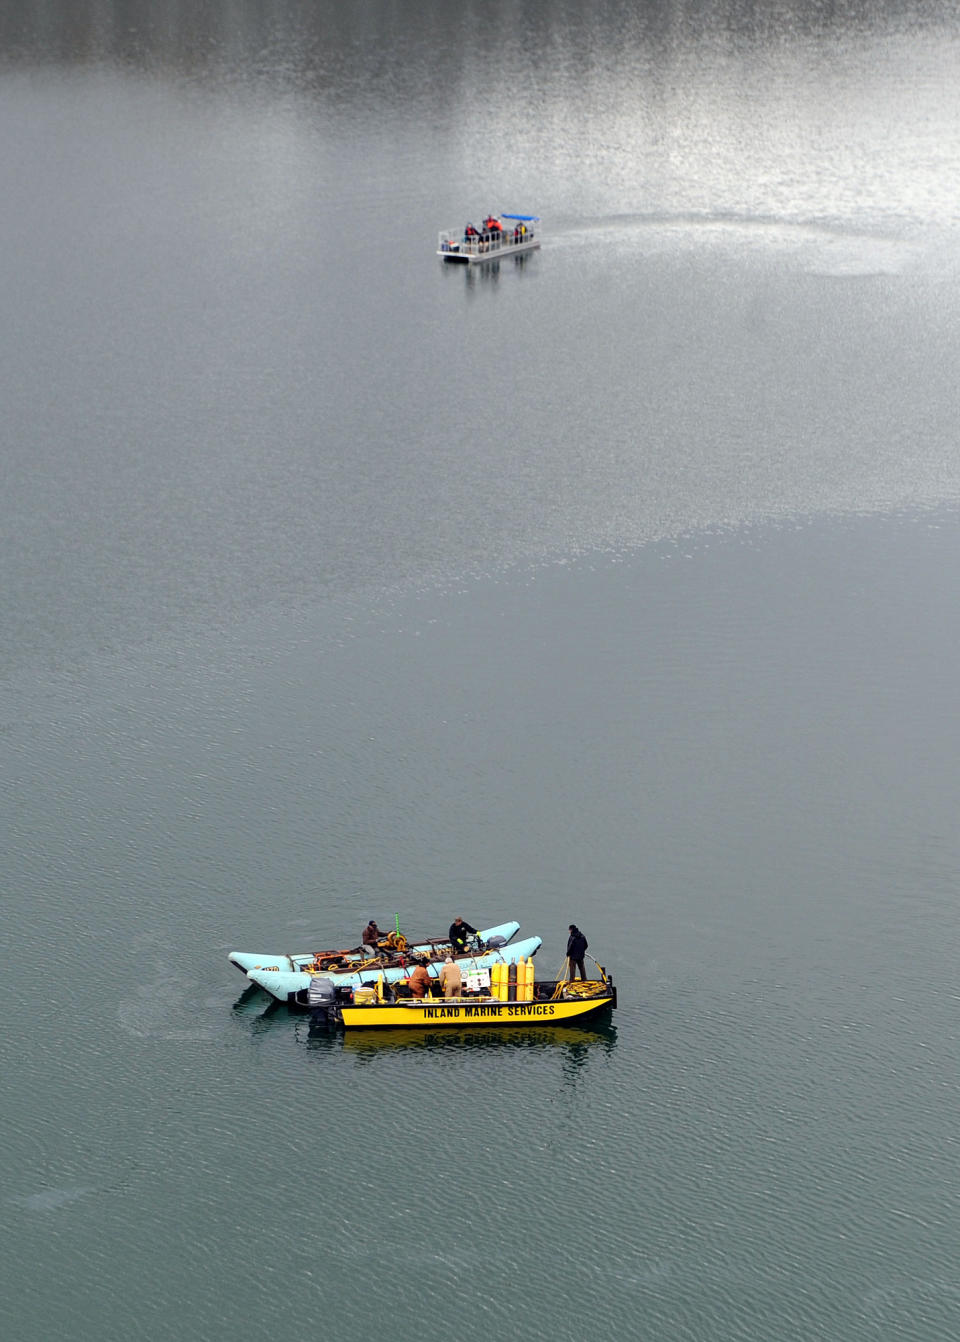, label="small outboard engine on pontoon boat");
[307,975,339,1025]
[484,935,506,950]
